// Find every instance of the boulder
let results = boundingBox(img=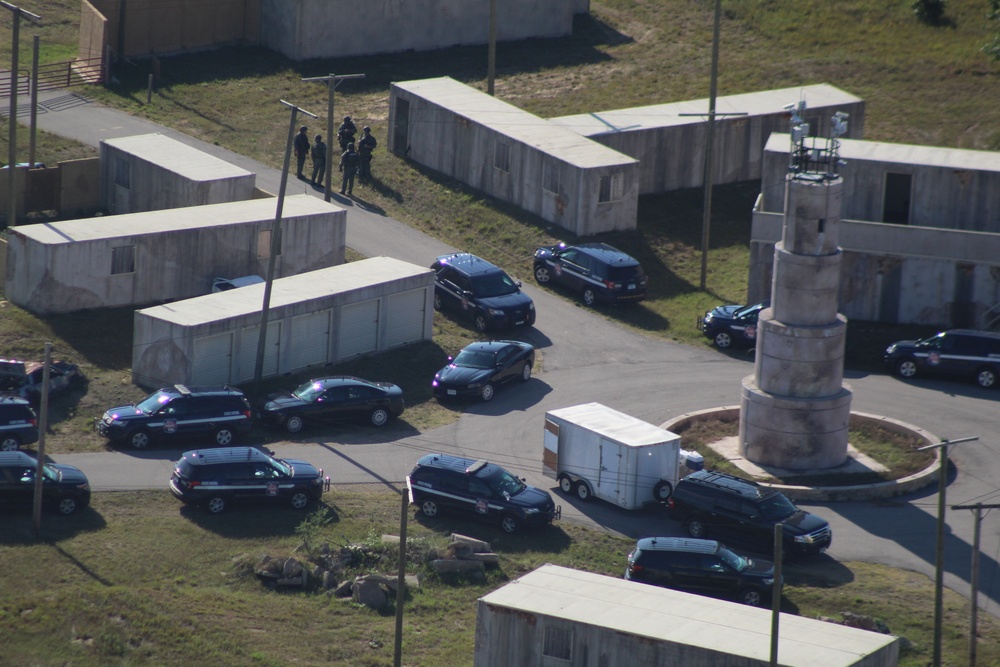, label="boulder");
[450,533,491,553]
[353,578,388,610]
